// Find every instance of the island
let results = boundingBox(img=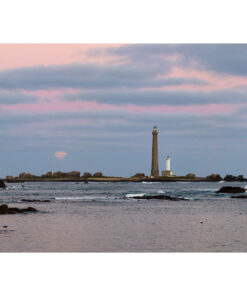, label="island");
[2,171,247,183]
